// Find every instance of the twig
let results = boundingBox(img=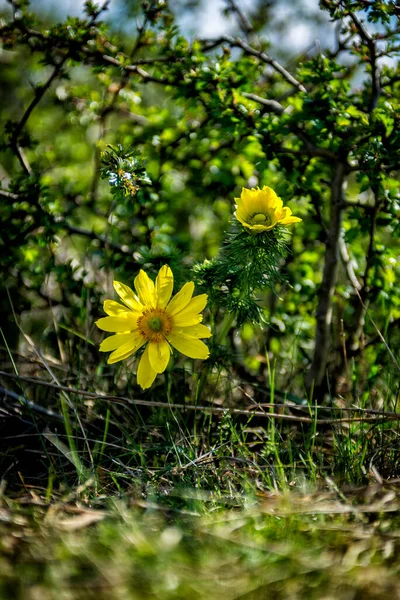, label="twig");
[339,236,362,291]
[353,288,400,375]
[1,371,400,424]
[0,189,19,200]
[242,92,284,114]
[225,0,254,37]
[0,386,64,421]
[221,35,306,92]
[348,11,380,110]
